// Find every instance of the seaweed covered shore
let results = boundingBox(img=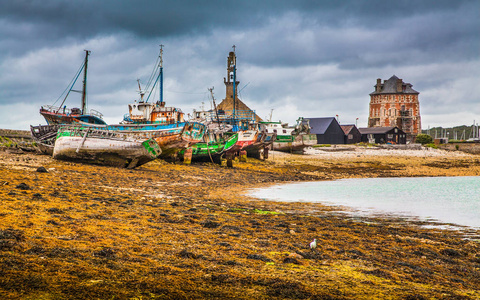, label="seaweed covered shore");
[1,149,480,299]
